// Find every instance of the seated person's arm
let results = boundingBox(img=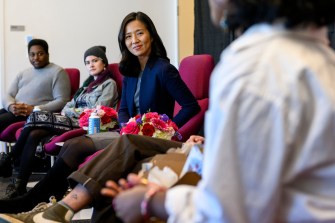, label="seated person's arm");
[3,74,20,113]
[102,174,168,222]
